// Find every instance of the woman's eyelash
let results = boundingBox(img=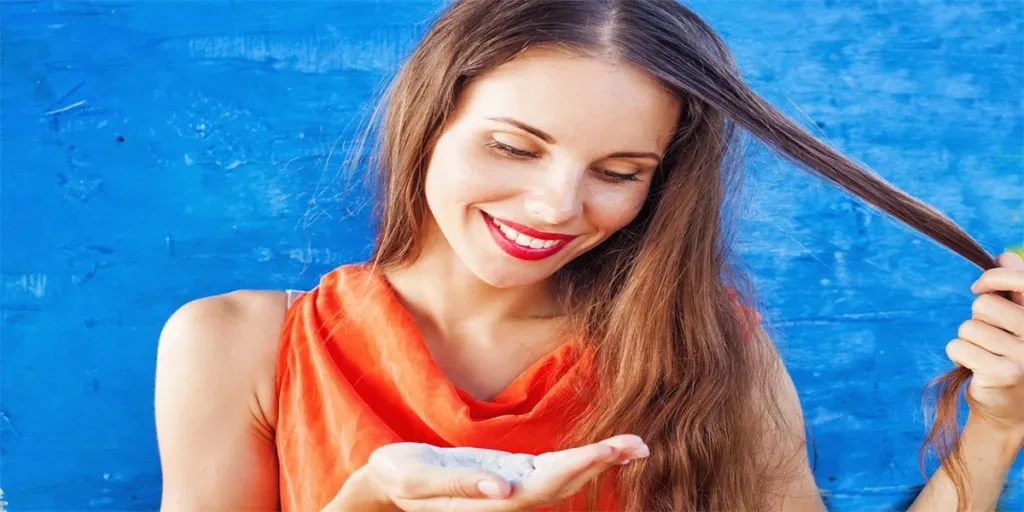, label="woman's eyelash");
[486,139,641,183]
[486,139,537,158]
[605,171,640,182]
